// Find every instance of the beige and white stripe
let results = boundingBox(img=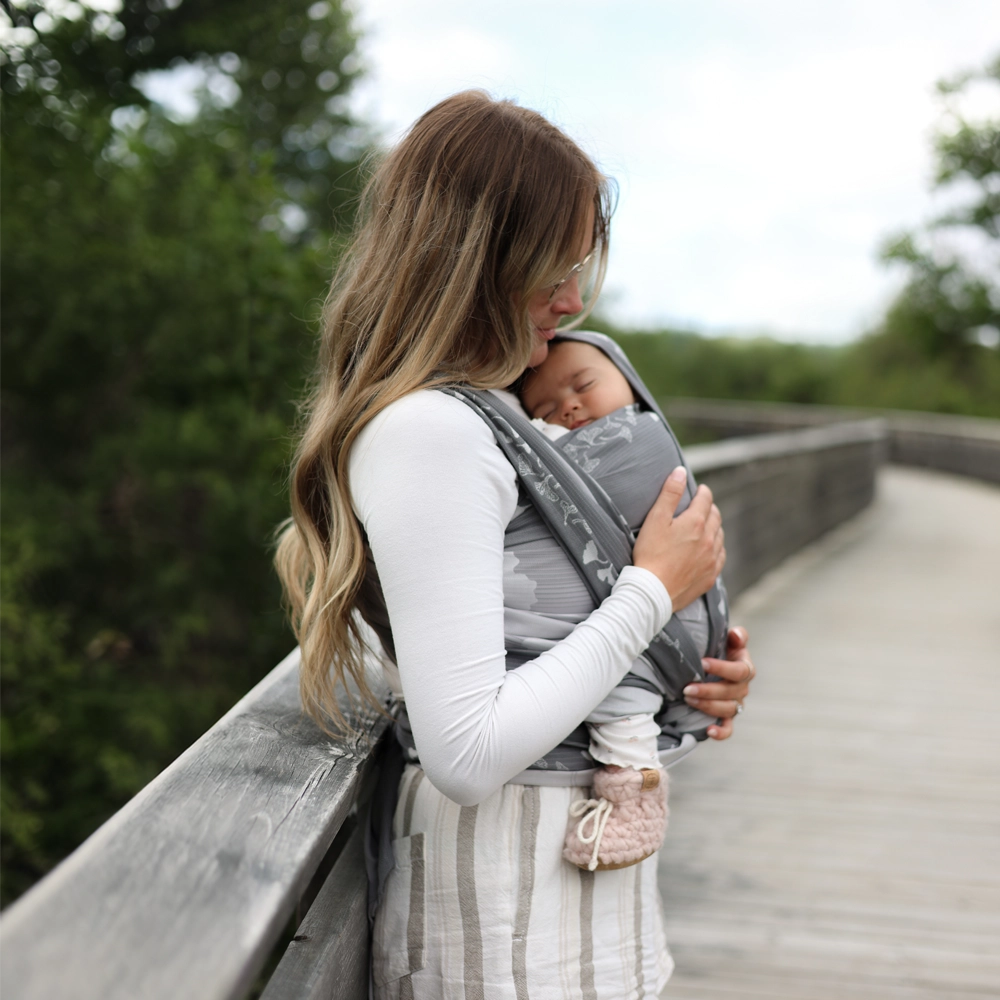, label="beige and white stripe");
[373,765,673,1000]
